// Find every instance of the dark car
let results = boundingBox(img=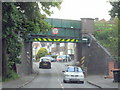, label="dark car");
[39,57,51,69]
